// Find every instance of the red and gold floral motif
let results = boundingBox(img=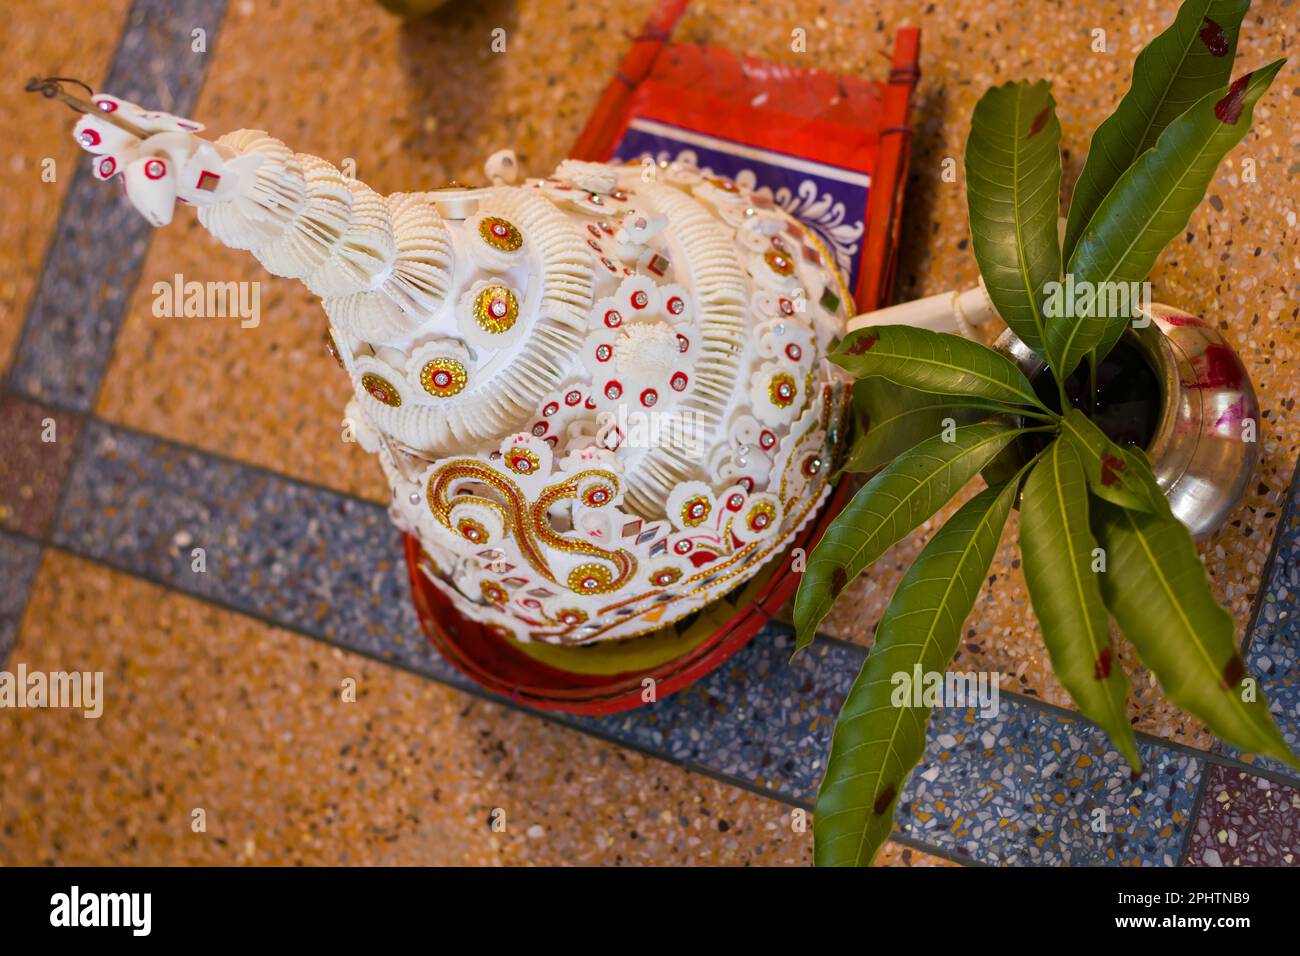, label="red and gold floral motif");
[478,215,523,252]
[473,284,519,335]
[361,372,401,407]
[419,358,468,398]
